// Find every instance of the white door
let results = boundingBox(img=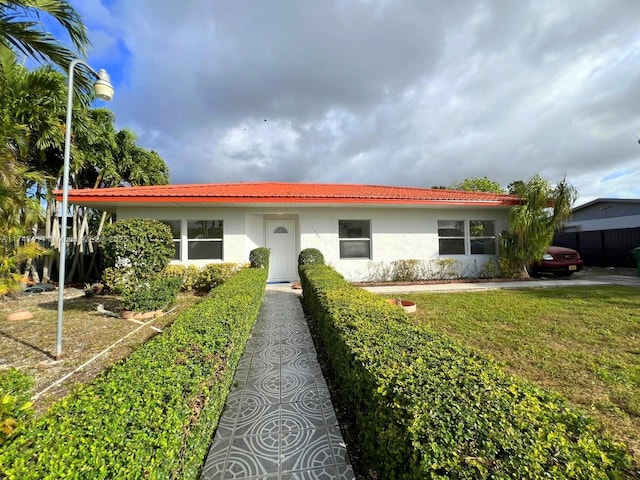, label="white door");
[266,220,296,282]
